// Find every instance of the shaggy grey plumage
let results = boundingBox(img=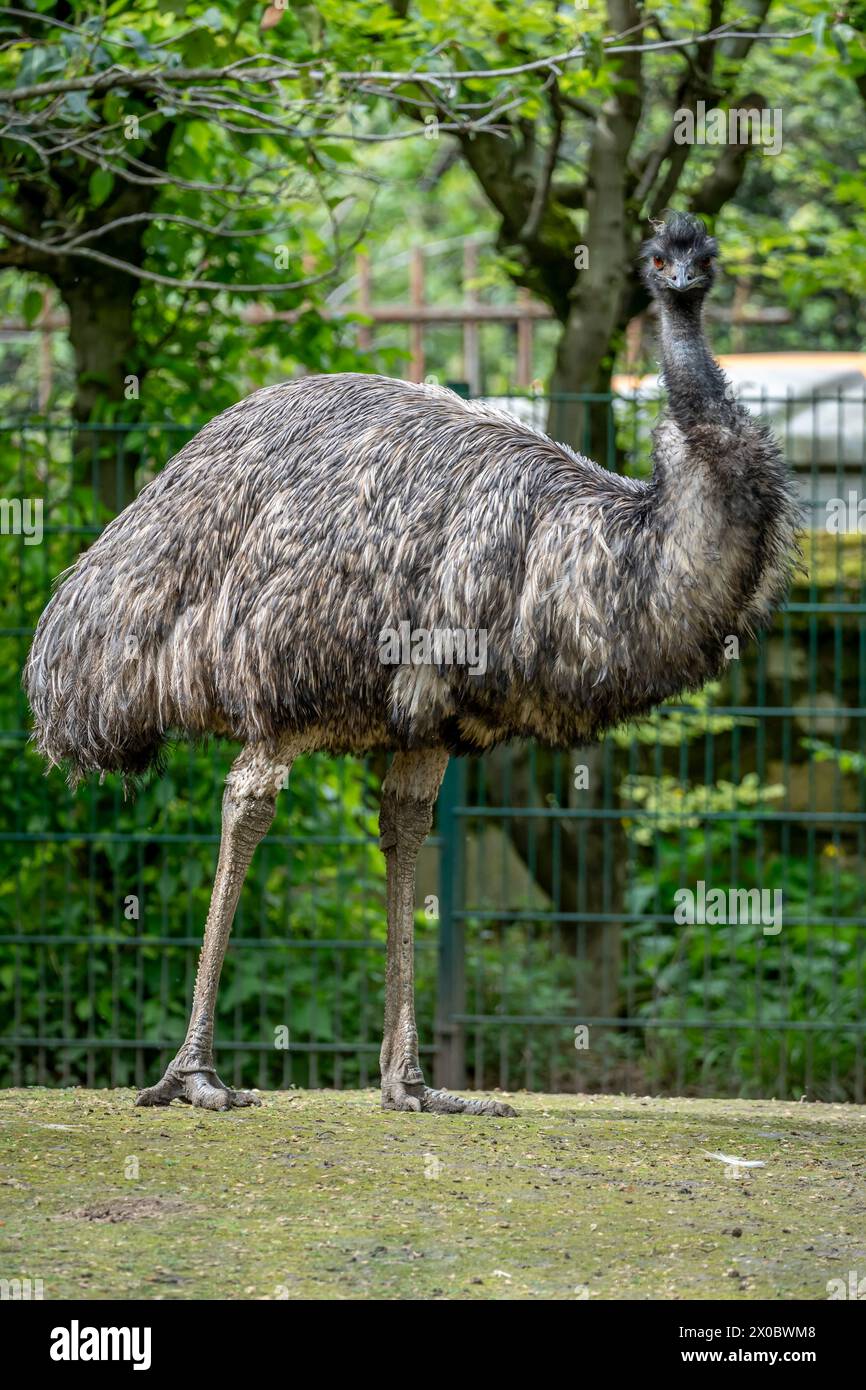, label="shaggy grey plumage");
[24,214,800,1116]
